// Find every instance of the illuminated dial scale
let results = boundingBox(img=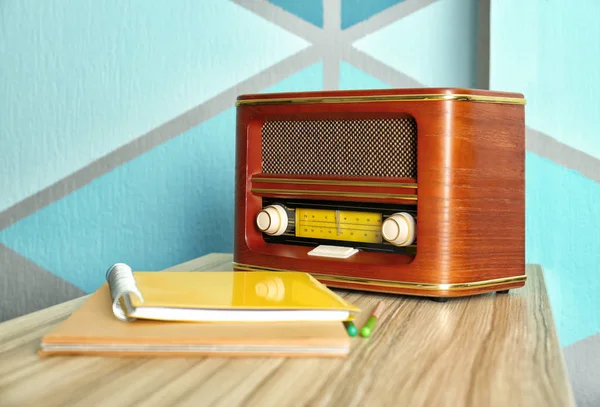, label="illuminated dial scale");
[256,205,416,247]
